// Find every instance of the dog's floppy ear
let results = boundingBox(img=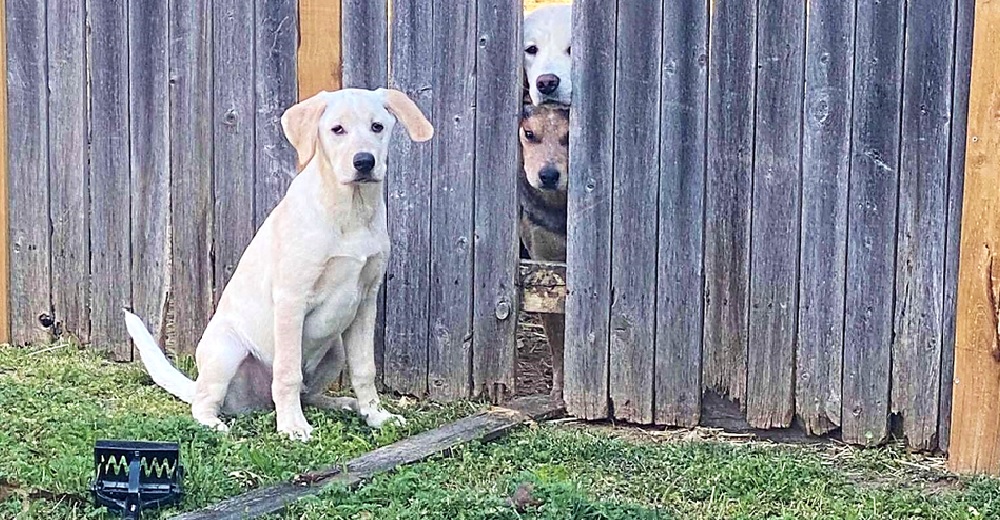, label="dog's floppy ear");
[377,88,434,142]
[280,94,329,171]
